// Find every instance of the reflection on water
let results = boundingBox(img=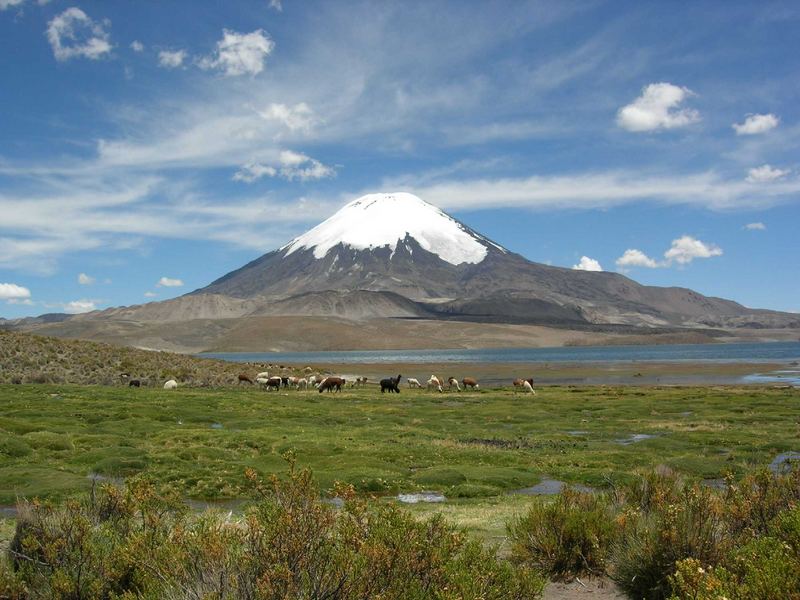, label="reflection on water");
[397,492,446,504]
[741,370,800,387]
[512,479,595,495]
